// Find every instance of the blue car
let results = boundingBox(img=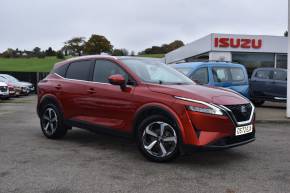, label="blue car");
[250,67,287,106]
[172,62,249,98]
